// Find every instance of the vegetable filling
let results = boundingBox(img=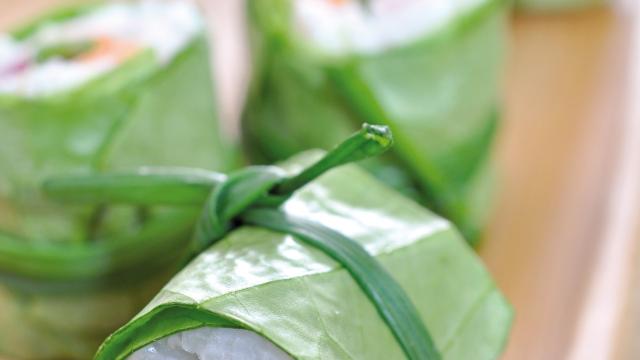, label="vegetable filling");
[0,0,202,97]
